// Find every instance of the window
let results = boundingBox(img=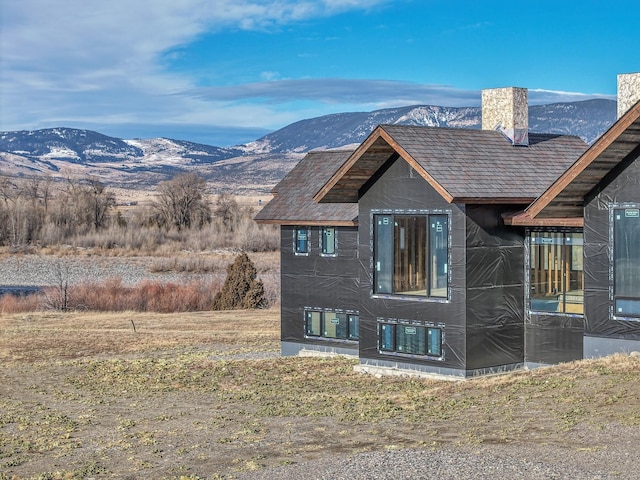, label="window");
[321,227,336,255]
[374,214,448,298]
[294,227,310,254]
[305,310,359,340]
[614,208,640,317]
[379,321,442,357]
[529,232,583,314]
